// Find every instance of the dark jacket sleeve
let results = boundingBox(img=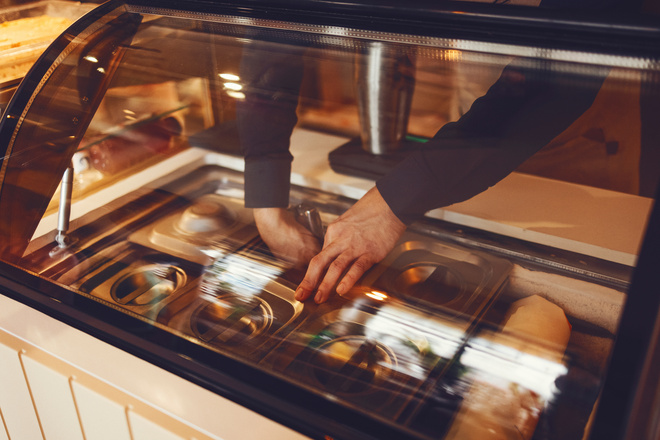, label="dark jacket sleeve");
[377,61,609,225]
[236,41,305,208]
